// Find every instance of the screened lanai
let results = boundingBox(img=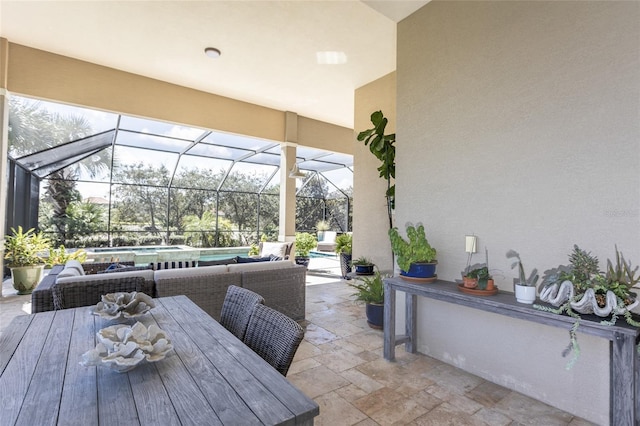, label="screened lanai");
[6,96,353,248]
